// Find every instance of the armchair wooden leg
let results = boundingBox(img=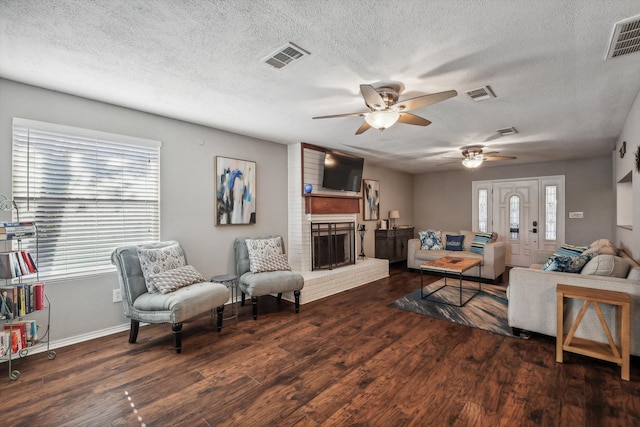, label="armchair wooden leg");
[294,290,301,313]
[129,319,140,343]
[172,323,183,354]
[277,292,283,302]
[251,296,258,320]
[216,305,224,331]
[241,291,246,306]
